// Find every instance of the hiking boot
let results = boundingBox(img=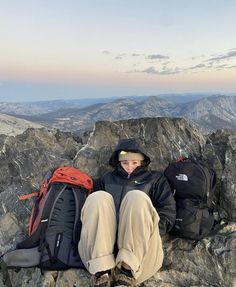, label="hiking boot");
[91,273,112,287]
[113,272,136,287]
